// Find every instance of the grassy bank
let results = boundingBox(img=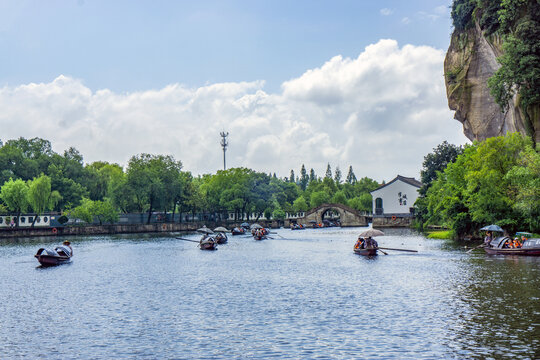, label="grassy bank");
[426,230,453,240]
